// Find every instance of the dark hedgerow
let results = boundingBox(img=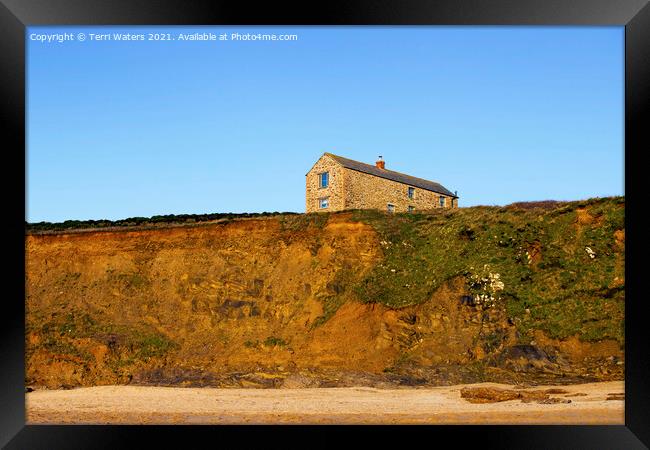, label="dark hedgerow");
[26,211,300,233]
